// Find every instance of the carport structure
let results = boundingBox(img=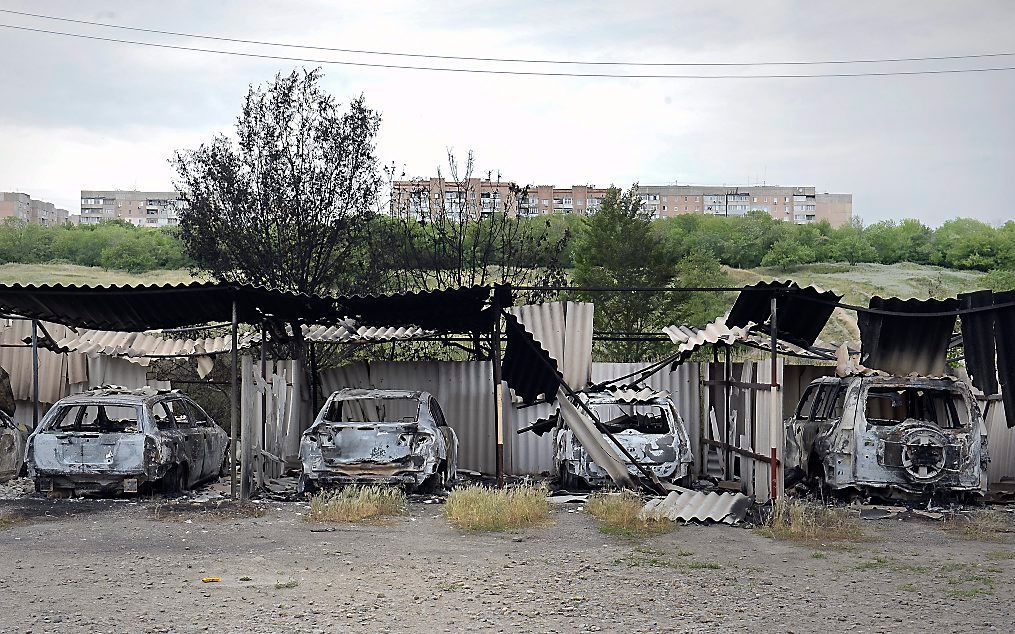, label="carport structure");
[0,281,513,499]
